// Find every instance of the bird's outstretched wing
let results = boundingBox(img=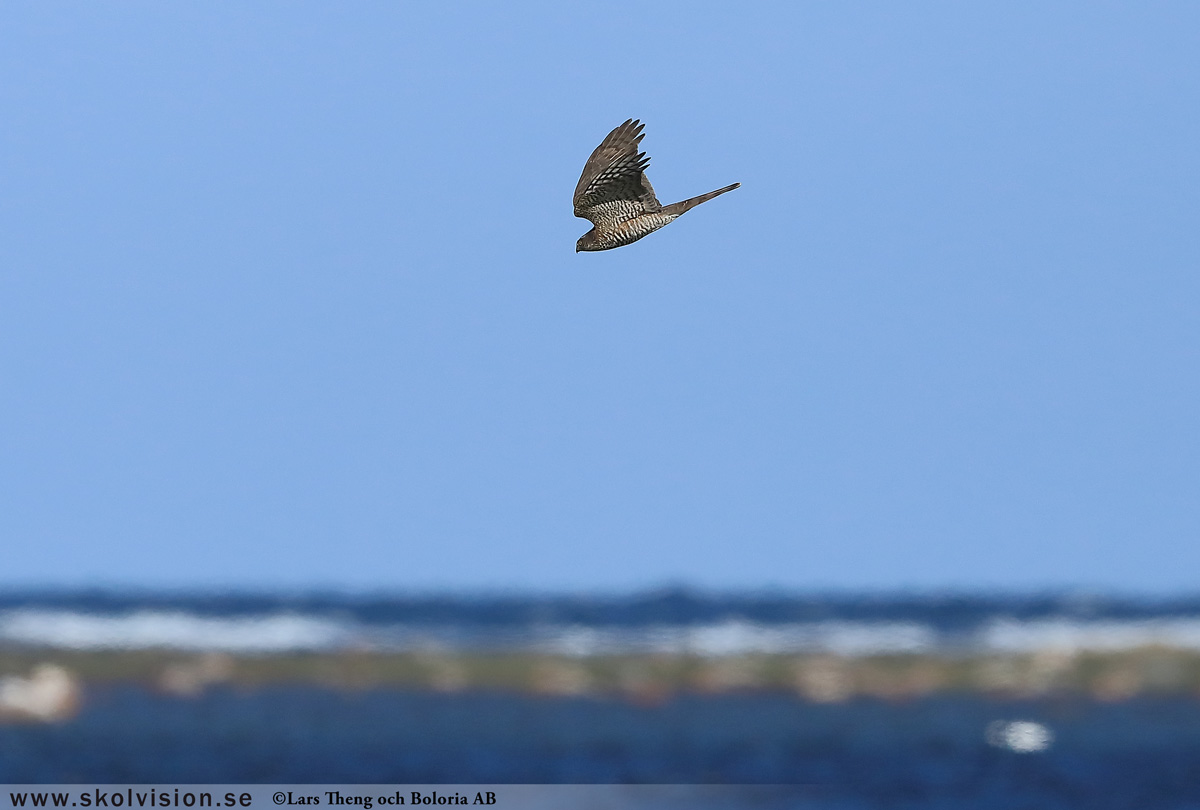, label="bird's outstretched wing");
[573,119,662,219]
